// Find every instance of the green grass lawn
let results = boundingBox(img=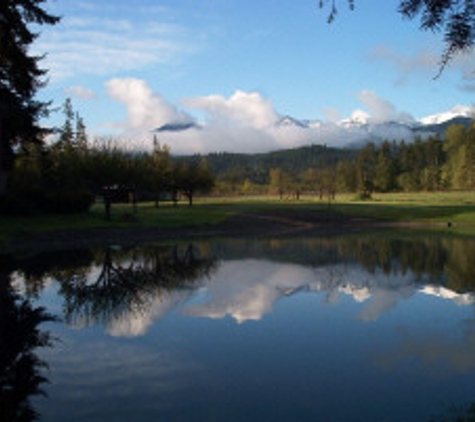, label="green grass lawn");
[2,191,475,247]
